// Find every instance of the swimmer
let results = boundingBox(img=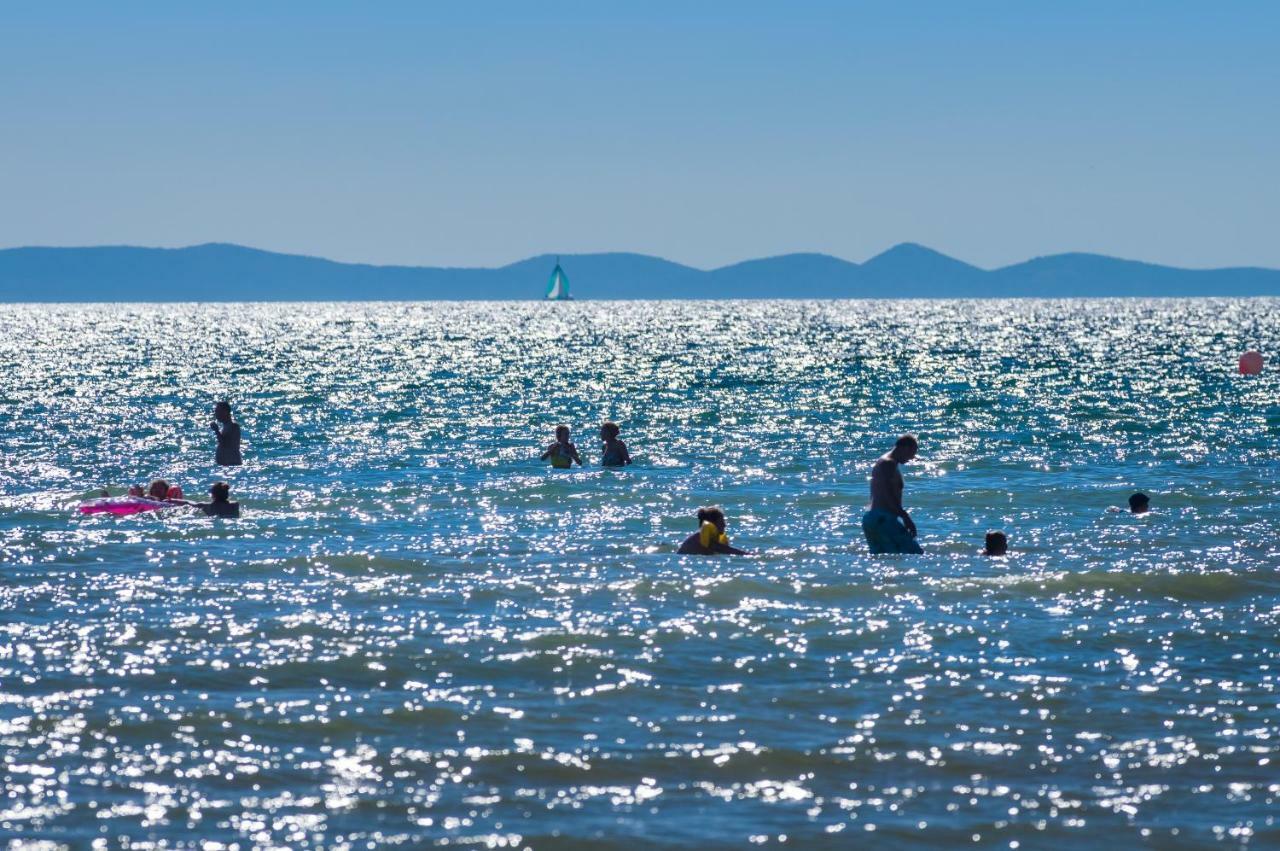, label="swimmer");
[211,401,243,466]
[146,479,173,501]
[1129,492,1150,514]
[600,421,632,467]
[982,531,1008,556]
[540,425,583,469]
[678,506,749,555]
[127,485,145,497]
[189,481,241,518]
[862,434,923,554]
